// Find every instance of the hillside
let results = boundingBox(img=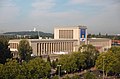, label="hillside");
[3,31,53,37]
